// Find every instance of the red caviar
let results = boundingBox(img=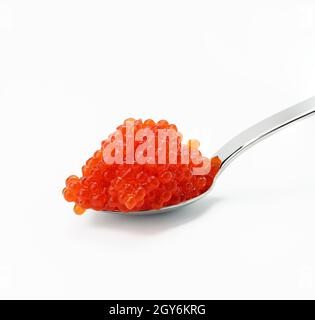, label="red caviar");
[63,119,222,214]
